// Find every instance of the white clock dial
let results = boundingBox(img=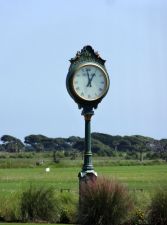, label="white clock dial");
[72,64,108,101]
